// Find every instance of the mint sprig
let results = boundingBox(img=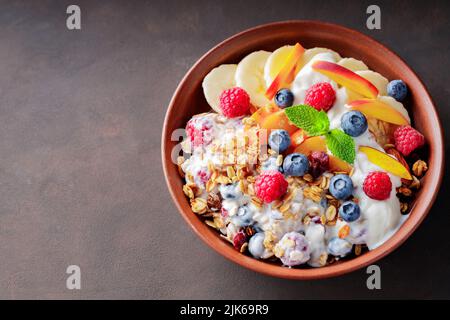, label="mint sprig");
[285,104,329,136]
[325,129,355,164]
[285,105,355,164]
